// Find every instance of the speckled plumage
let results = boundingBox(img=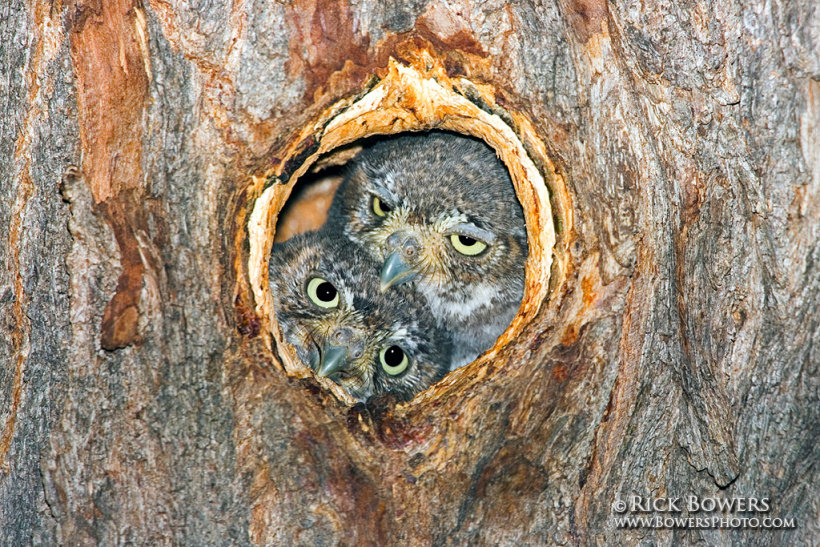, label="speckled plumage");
[268,231,451,401]
[326,131,528,370]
